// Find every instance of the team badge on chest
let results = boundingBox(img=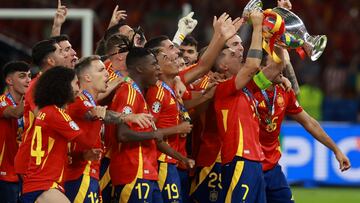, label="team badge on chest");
[122,106,133,114]
[152,101,161,113]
